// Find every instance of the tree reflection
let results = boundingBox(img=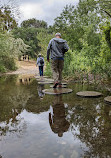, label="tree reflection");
[49,95,70,137]
[1,75,111,157]
[68,98,111,157]
[0,75,33,136]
